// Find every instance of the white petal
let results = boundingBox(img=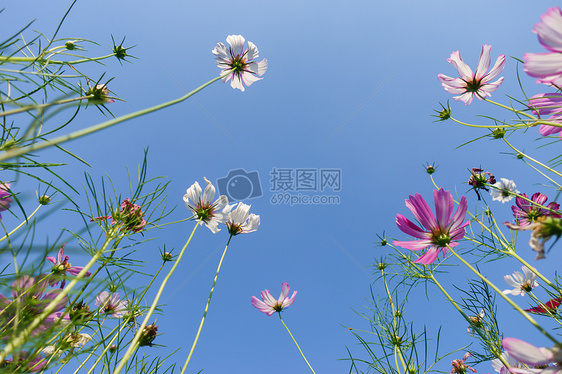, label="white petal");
[202,177,216,204]
[226,35,245,58]
[246,41,259,61]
